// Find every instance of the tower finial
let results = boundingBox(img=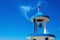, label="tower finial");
[38,3,40,12]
